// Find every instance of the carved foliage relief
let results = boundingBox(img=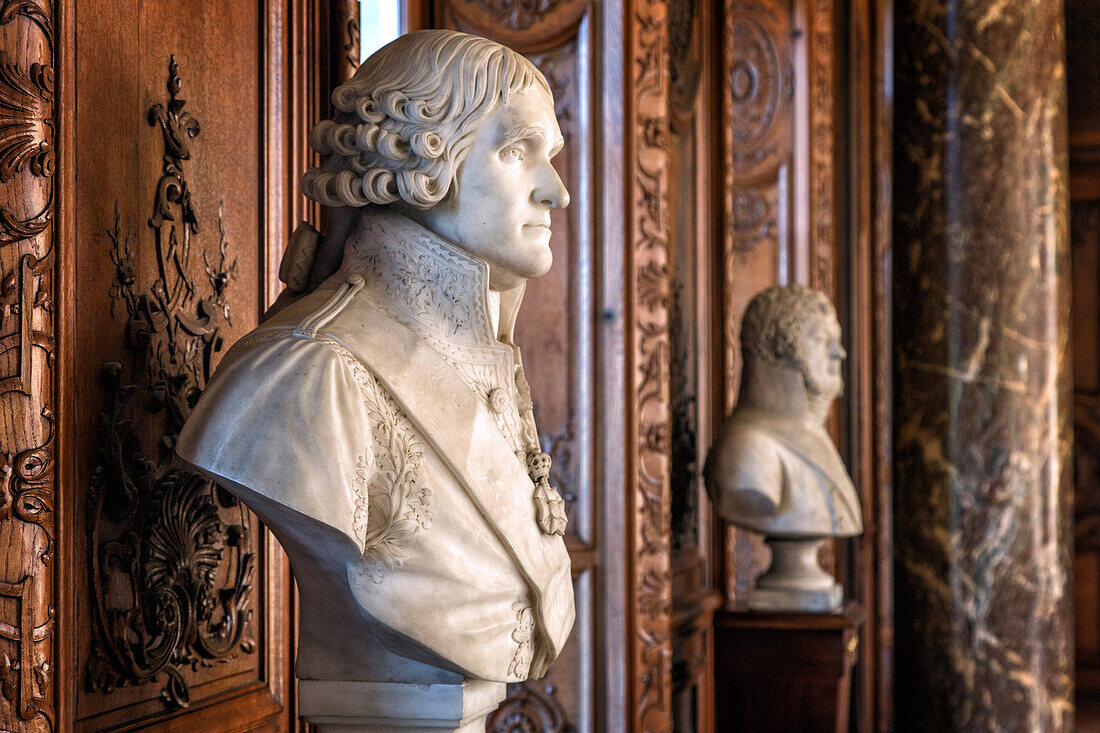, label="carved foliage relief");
[84,57,255,710]
[0,0,56,729]
[630,0,674,728]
